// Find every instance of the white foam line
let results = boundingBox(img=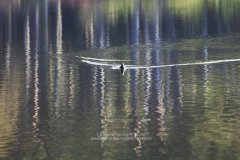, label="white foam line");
[126,58,240,69]
[80,56,131,62]
[151,58,240,68]
[82,60,116,66]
